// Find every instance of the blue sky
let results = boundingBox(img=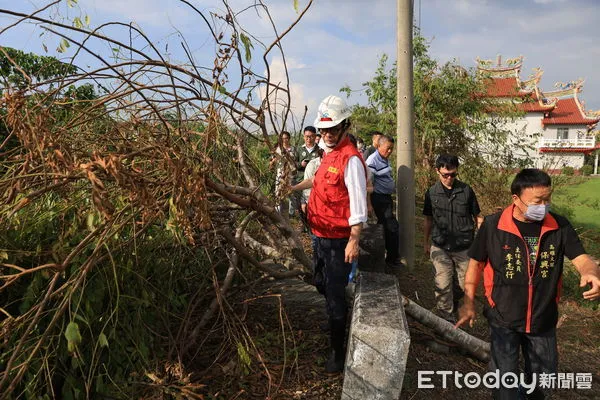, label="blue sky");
[1,0,599,128]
